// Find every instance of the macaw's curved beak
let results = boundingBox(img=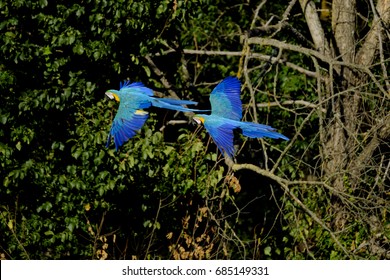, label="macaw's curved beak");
[105,91,120,102]
[193,116,205,125]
